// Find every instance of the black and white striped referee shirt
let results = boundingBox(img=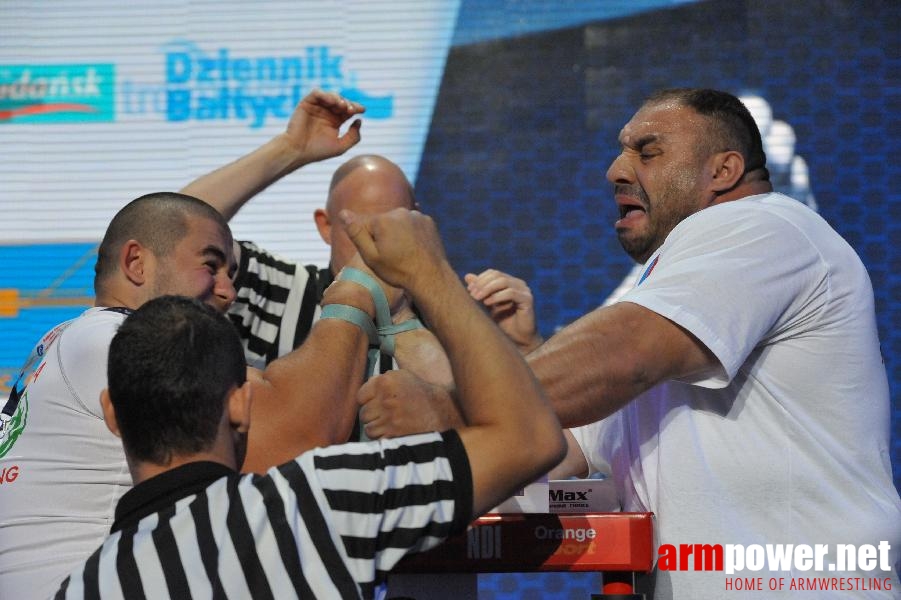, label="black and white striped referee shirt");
[55,431,472,599]
[229,241,334,370]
